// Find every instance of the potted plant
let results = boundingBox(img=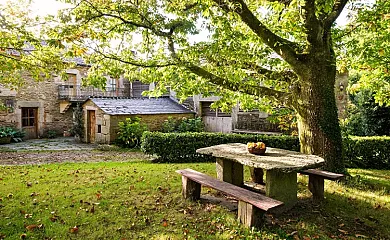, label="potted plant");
[0,126,16,144]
